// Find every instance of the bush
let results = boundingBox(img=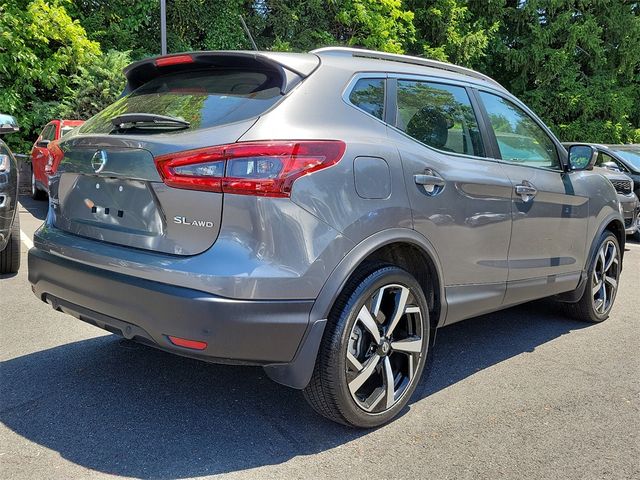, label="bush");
[60,50,131,119]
